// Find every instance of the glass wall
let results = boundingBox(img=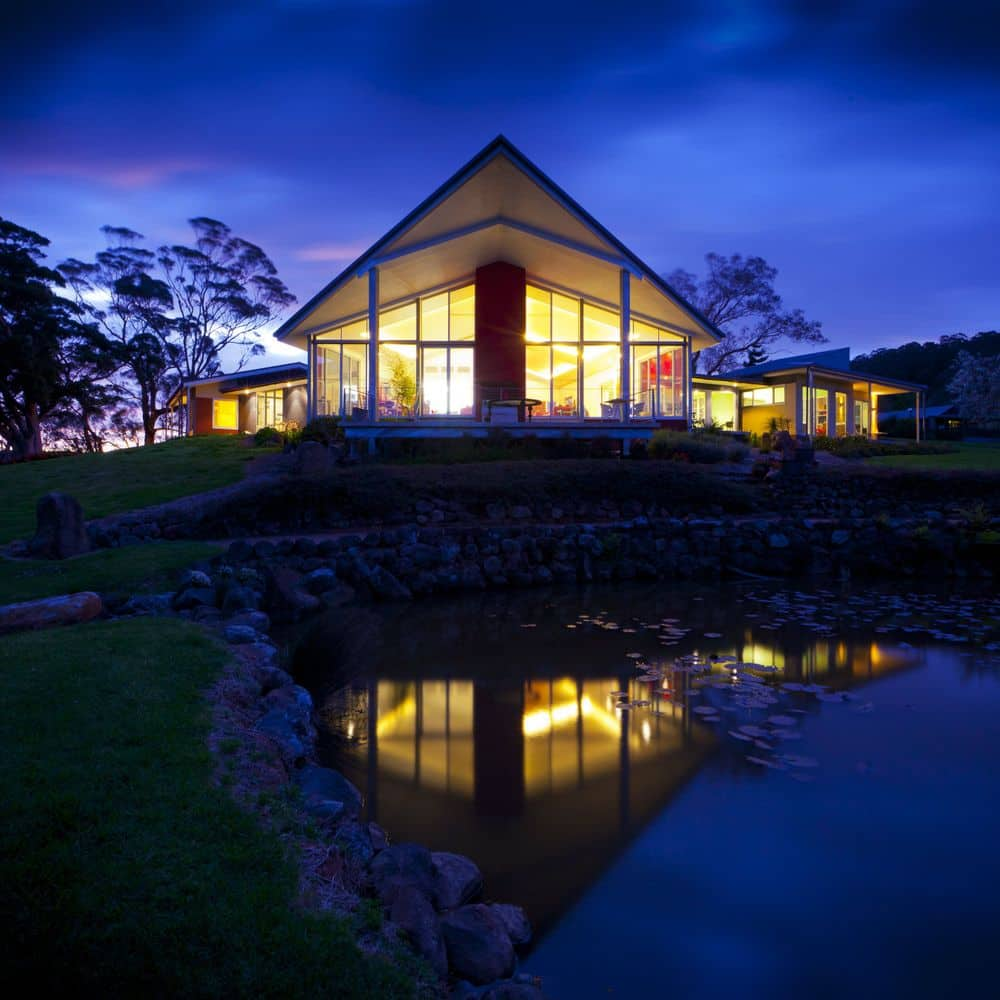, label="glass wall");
[801,387,830,436]
[525,286,689,420]
[256,389,283,429]
[525,286,580,417]
[582,304,620,417]
[835,391,847,437]
[855,399,869,437]
[419,285,475,416]
[315,318,369,418]
[629,319,684,418]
